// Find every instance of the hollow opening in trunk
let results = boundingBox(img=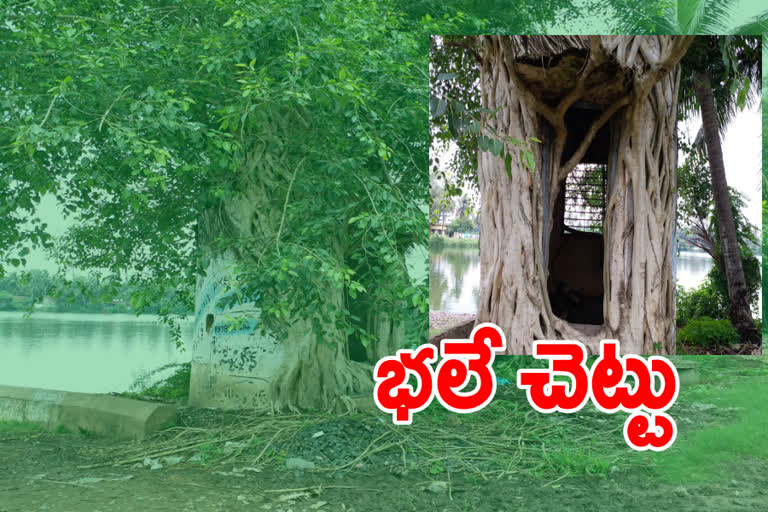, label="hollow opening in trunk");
[547,106,615,326]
